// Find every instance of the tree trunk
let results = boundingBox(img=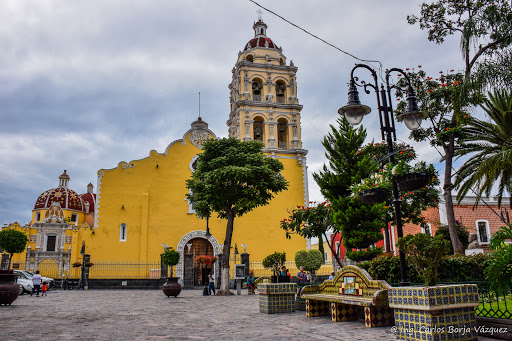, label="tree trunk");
[323,232,343,270]
[8,254,12,270]
[218,209,235,295]
[443,138,463,254]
